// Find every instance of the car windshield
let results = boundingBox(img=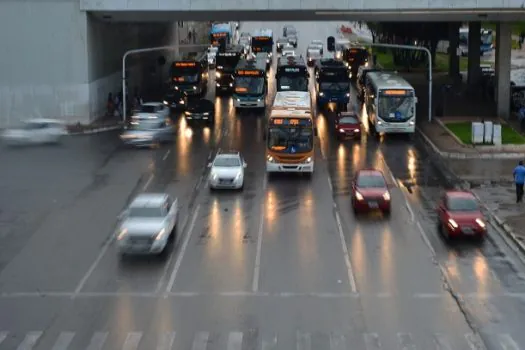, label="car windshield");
[268,127,313,153]
[357,174,386,188]
[22,122,47,130]
[234,77,264,95]
[378,95,414,122]
[214,157,241,167]
[128,206,164,218]
[339,116,359,124]
[131,121,163,130]
[140,105,158,113]
[448,197,479,211]
[277,76,308,92]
